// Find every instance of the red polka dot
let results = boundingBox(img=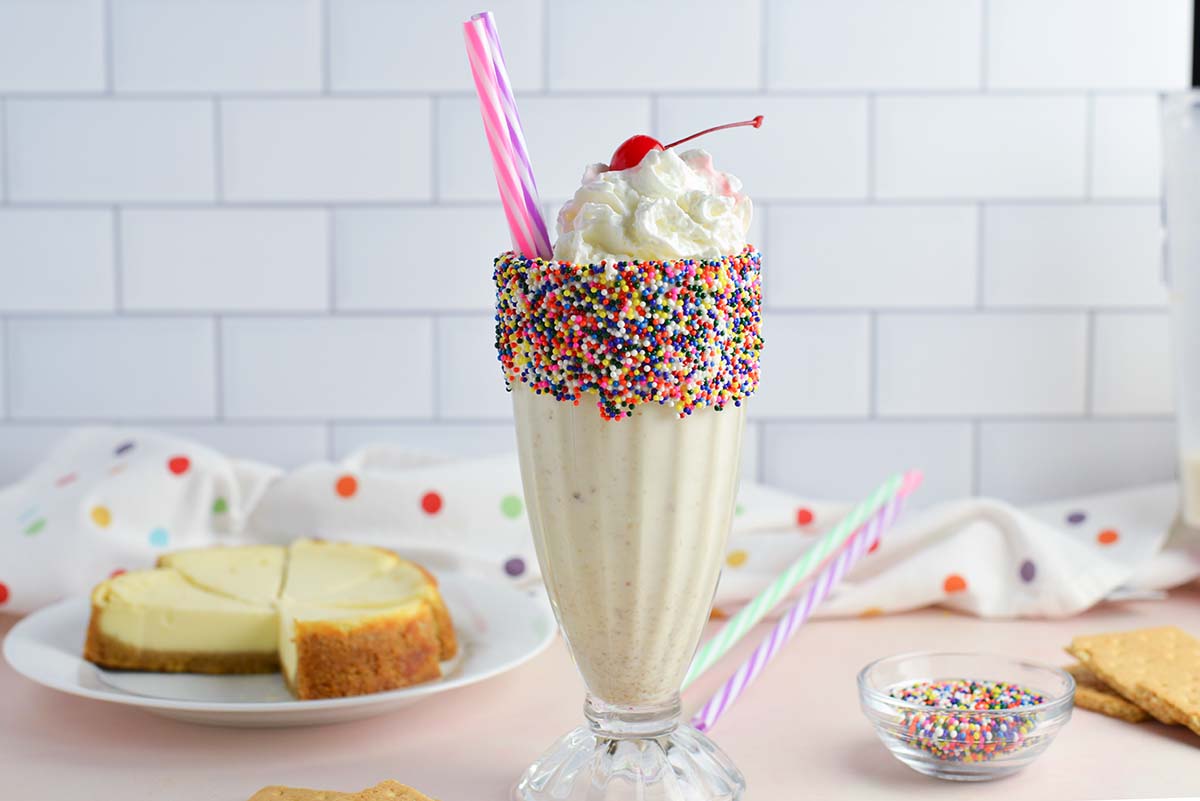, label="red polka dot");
[943,574,968,594]
[335,475,358,498]
[421,491,443,515]
[0,582,8,605]
[795,507,814,527]
[167,456,191,476]
[1097,529,1120,545]
[108,569,126,579]
[868,539,881,554]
